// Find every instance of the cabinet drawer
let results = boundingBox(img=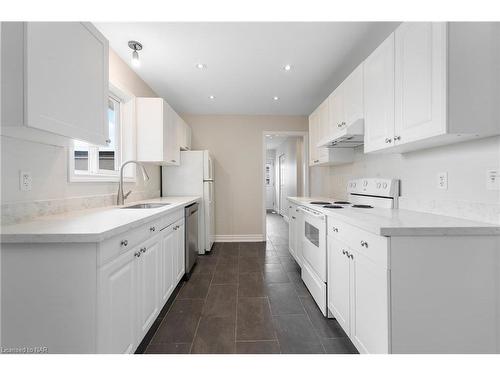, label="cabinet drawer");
[327,217,388,268]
